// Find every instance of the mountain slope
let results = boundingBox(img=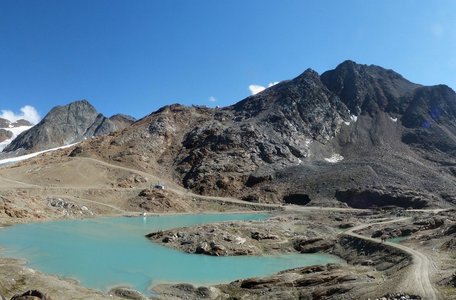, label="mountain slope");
[52,61,456,208]
[3,100,134,153]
